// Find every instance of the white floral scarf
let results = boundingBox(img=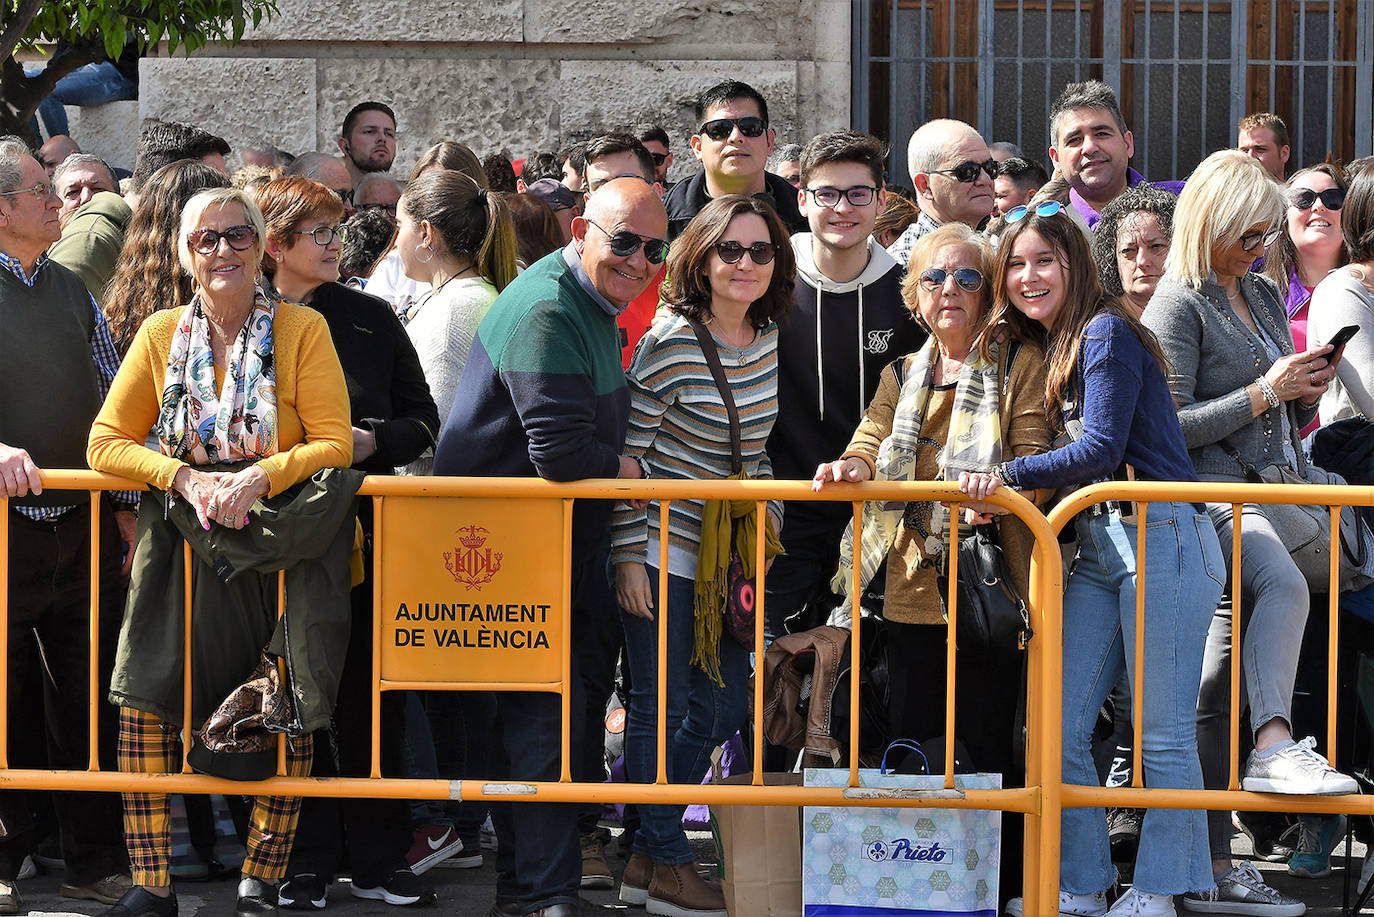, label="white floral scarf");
[155,290,278,463]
